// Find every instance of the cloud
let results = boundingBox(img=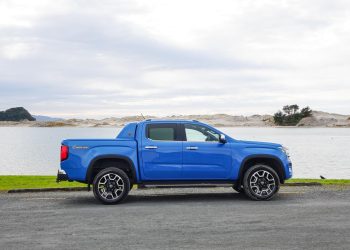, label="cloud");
[0,0,349,118]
